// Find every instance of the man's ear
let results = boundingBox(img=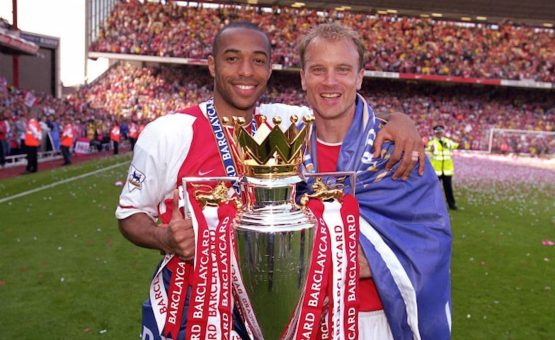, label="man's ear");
[300,69,306,91]
[356,68,364,90]
[208,55,216,77]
